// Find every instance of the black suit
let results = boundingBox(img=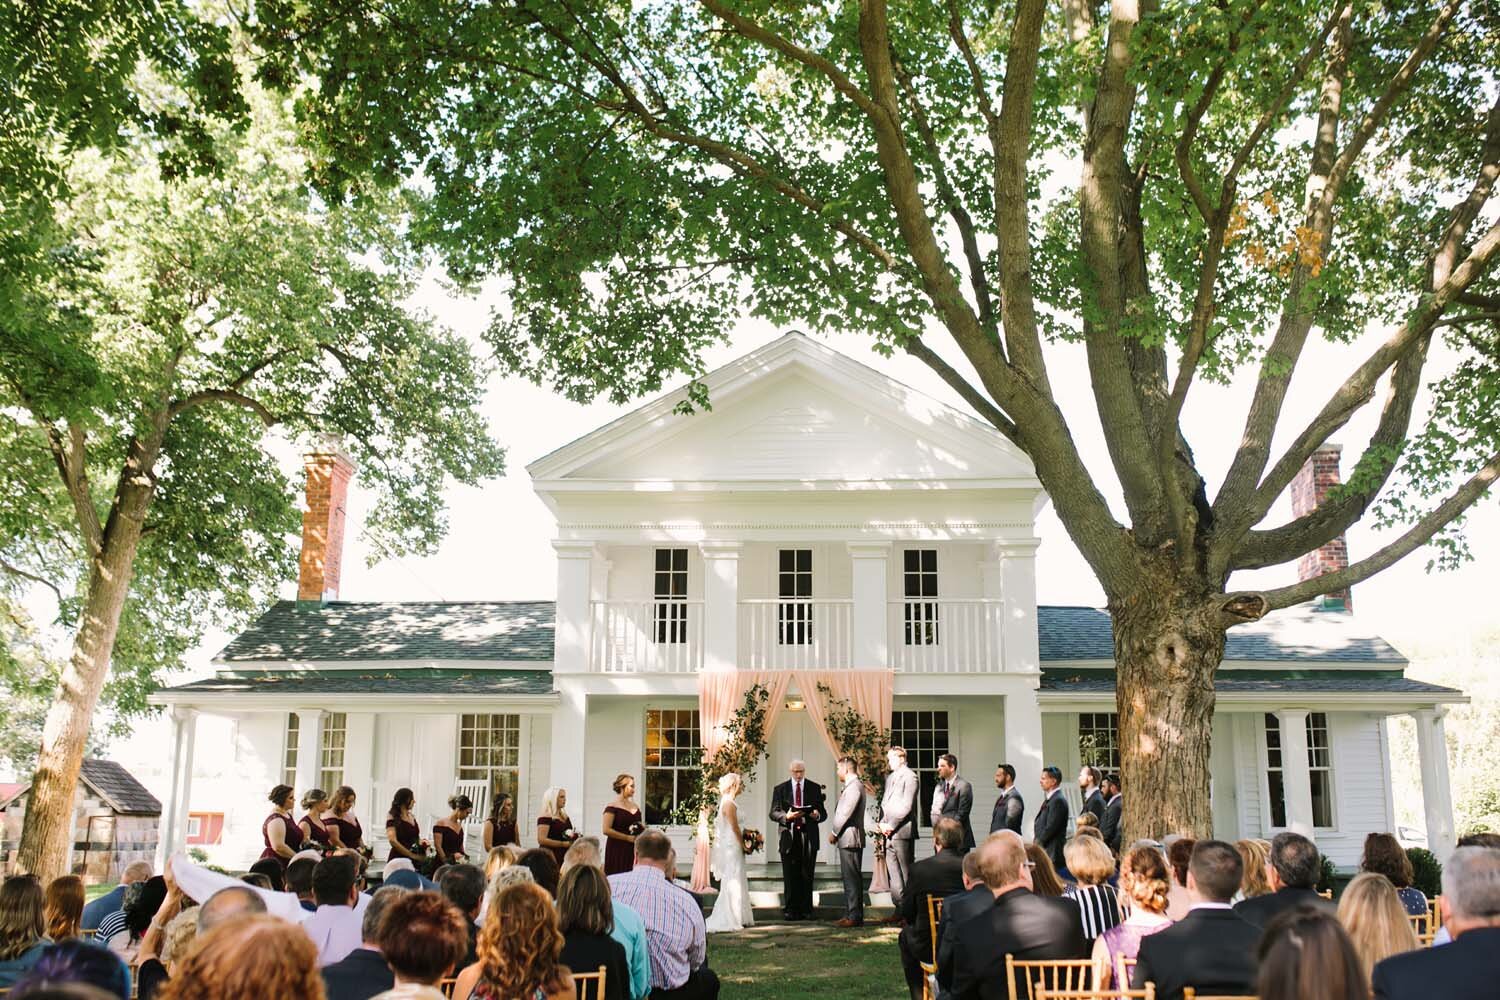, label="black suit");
[770,778,826,918]
[932,777,976,851]
[320,947,394,1000]
[949,888,1089,1000]
[1099,795,1122,853]
[990,786,1024,835]
[1374,926,1500,1000]
[1081,788,1105,822]
[934,885,993,998]
[896,850,967,1000]
[1232,885,1335,928]
[1132,907,1261,1000]
[1033,790,1069,871]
